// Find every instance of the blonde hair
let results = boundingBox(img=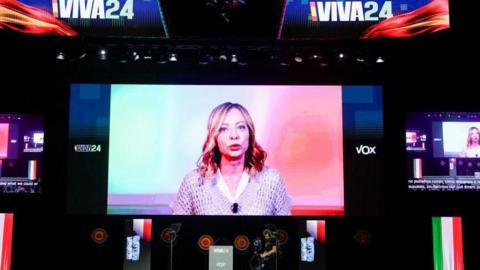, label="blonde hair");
[467,127,480,147]
[197,102,266,178]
